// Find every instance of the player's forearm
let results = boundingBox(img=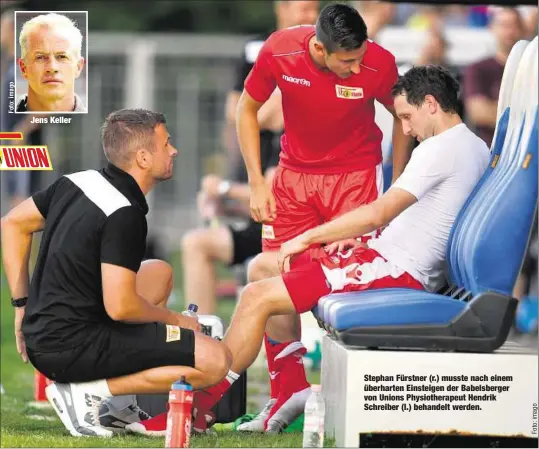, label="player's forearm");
[236,101,264,185]
[0,218,32,299]
[303,205,381,246]
[106,294,180,325]
[391,119,413,183]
